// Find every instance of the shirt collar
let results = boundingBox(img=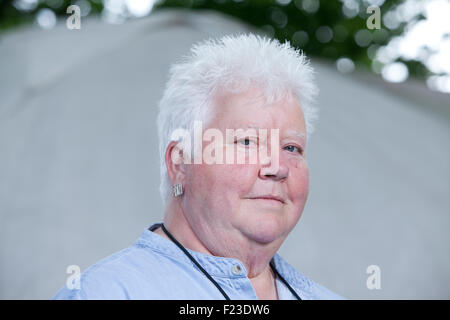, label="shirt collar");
[134,222,314,297]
